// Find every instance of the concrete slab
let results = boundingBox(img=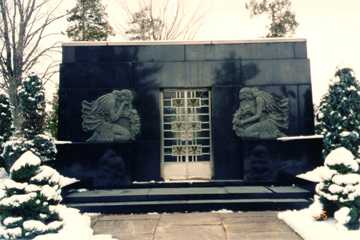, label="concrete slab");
[224,186,273,194]
[226,231,302,240]
[90,214,103,228]
[92,219,158,236]
[100,214,161,221]
[158,212,221,226]
[148,187,227,195]
[154,225,227,240]
[223,220,292,233]
[219,211,279,218]
[267,186,310,193]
